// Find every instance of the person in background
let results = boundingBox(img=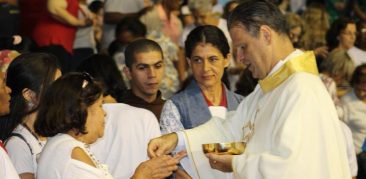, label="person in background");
[108,17,147,89]
[77,54,127,103]
[140,0,182,45]
[0,51,19,179]
[356,20,366,51]
[32,0,92,73]
[71,0,97,71]
[88,0,104,51]
[341,64,366,178]
[121,39,165,120]
[285,12,304,48]
[1,53,61,179]
[321,50,355,97]
[101,0,152,51]
[300,4,330,61]
[327,17,366,67]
